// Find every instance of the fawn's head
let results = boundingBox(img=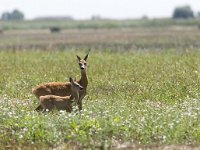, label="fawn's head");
[69,77,83,99]
[76,51,90,71]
